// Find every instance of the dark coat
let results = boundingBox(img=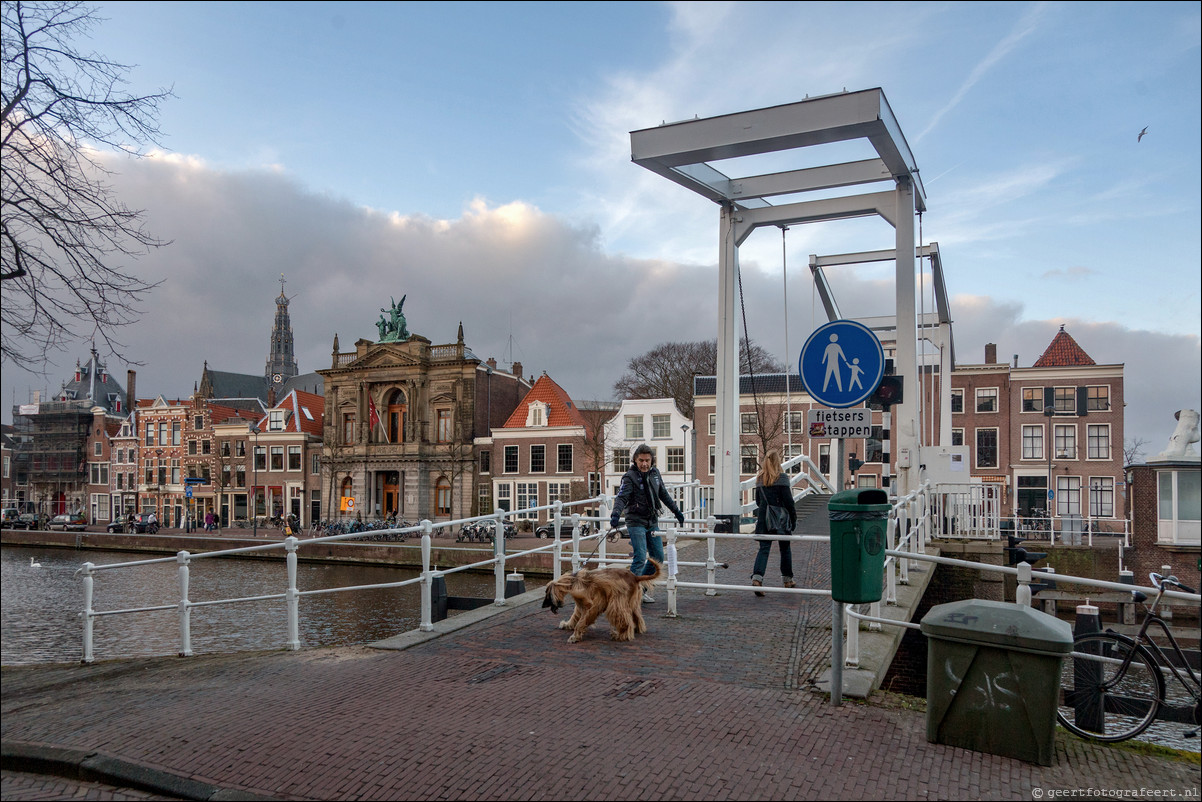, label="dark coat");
[754,474,797,534]
[612,464,682,527]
